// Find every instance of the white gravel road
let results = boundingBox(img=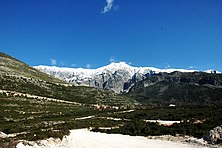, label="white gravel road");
[16,129,197,148]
